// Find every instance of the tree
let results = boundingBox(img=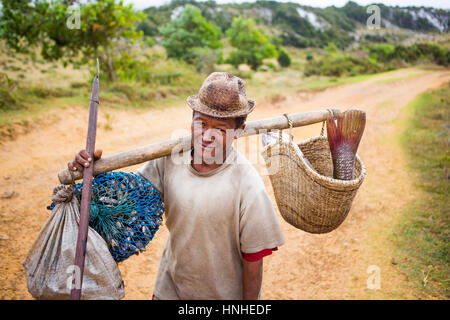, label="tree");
[226,17,277,71]
[159,5,223,64]
[0,0,145,82]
